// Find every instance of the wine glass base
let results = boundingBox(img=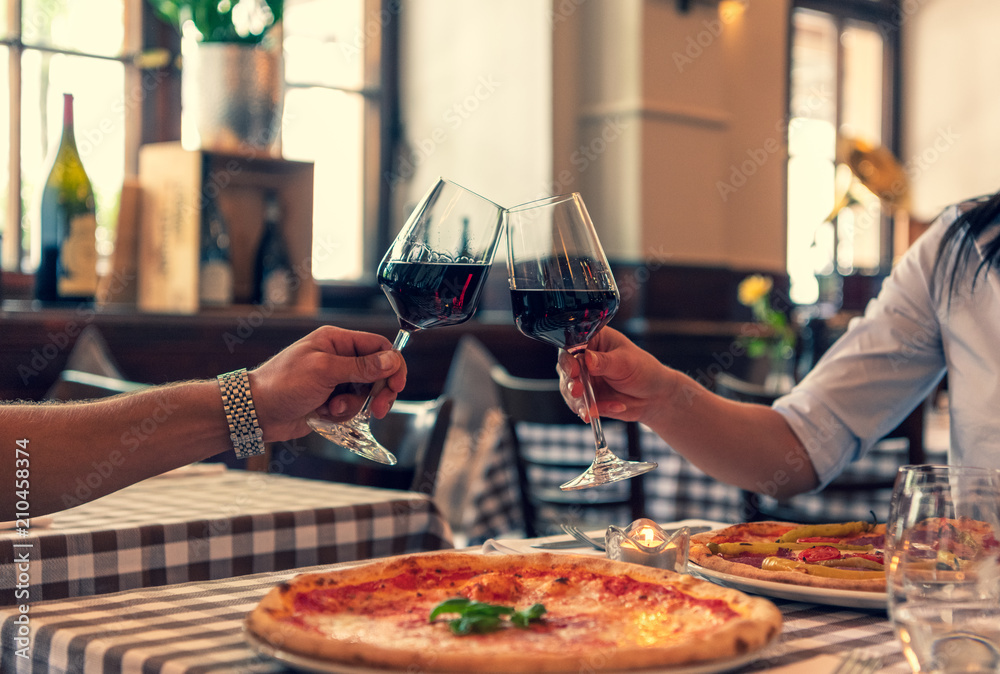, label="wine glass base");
[306,415,398,466]
[559,460,658,491]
